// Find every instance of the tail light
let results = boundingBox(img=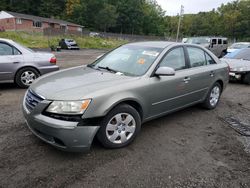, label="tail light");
[50,56,57,64]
